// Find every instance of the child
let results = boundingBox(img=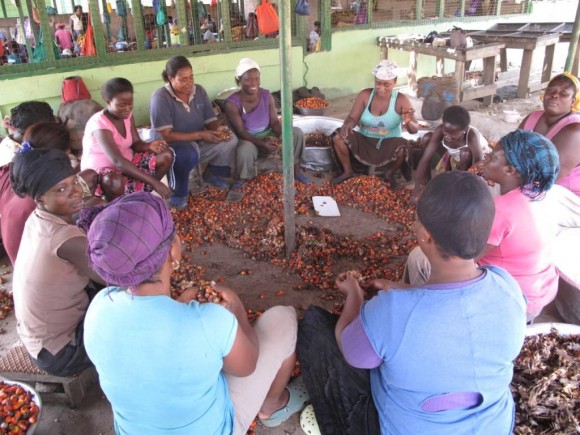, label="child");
[413,105,489,199]
[298,170,526,434]
[81,77,174,201]
[309,21,320,52]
